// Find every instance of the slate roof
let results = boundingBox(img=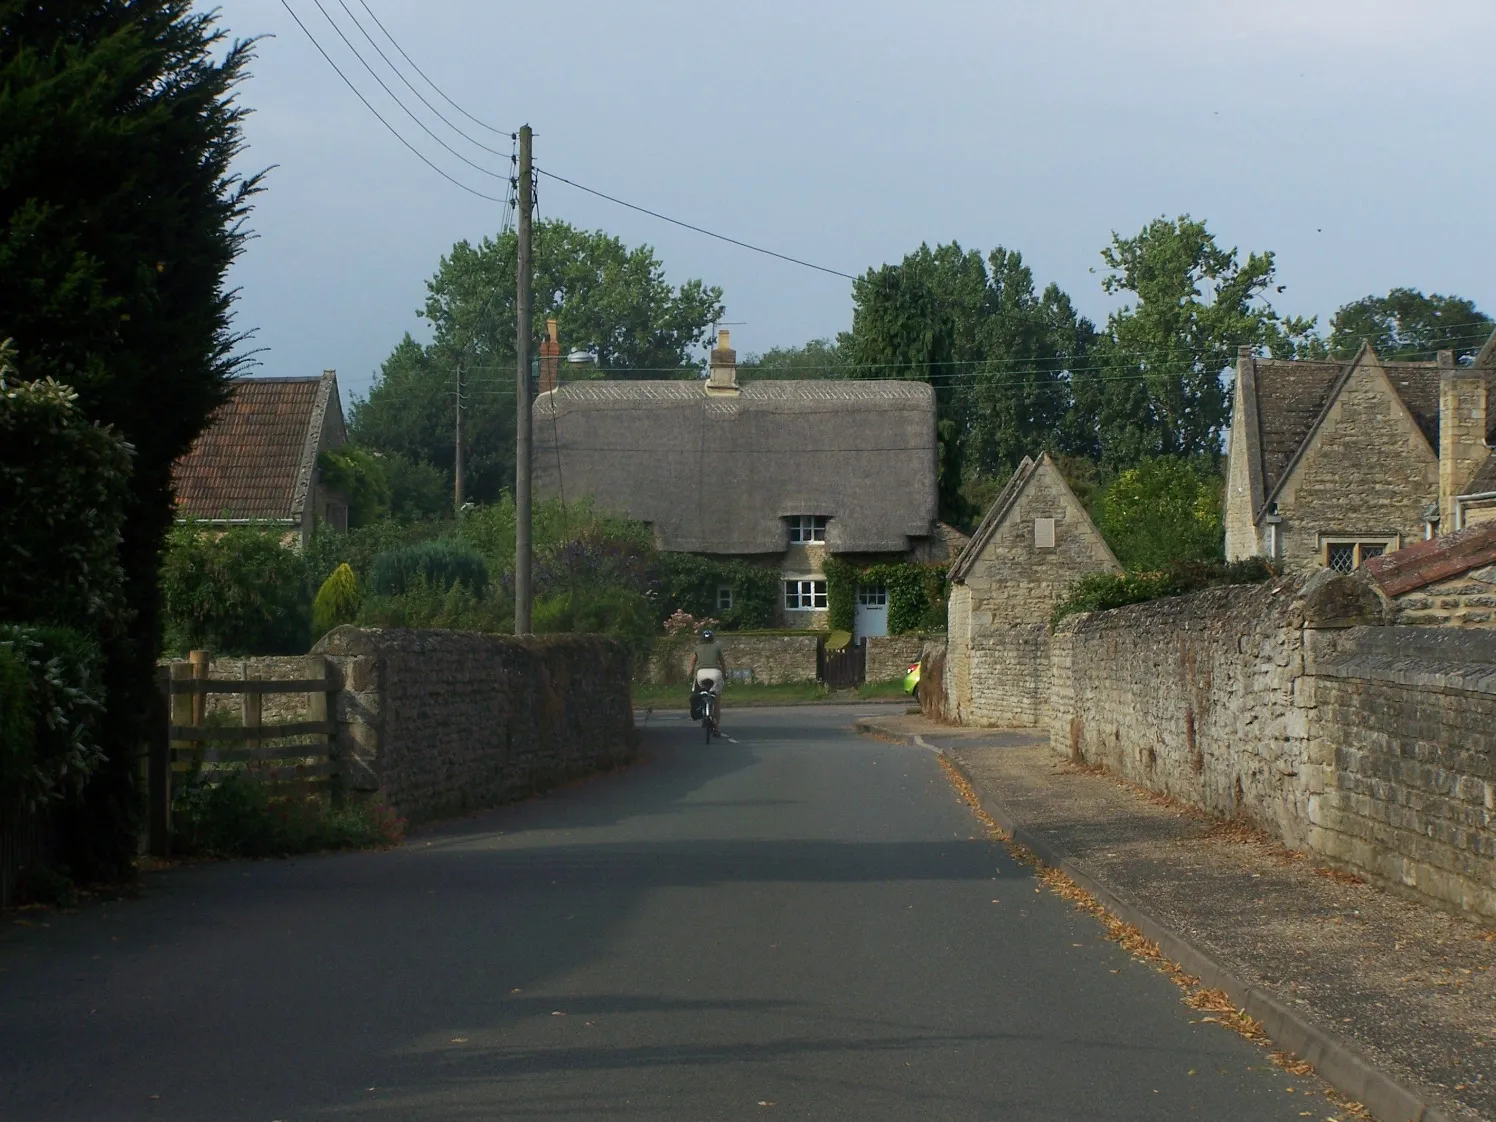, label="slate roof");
[1363,521,1496,597]
[174,373,344,522]
[1466,452,1496,494]
[533,379,938,554]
